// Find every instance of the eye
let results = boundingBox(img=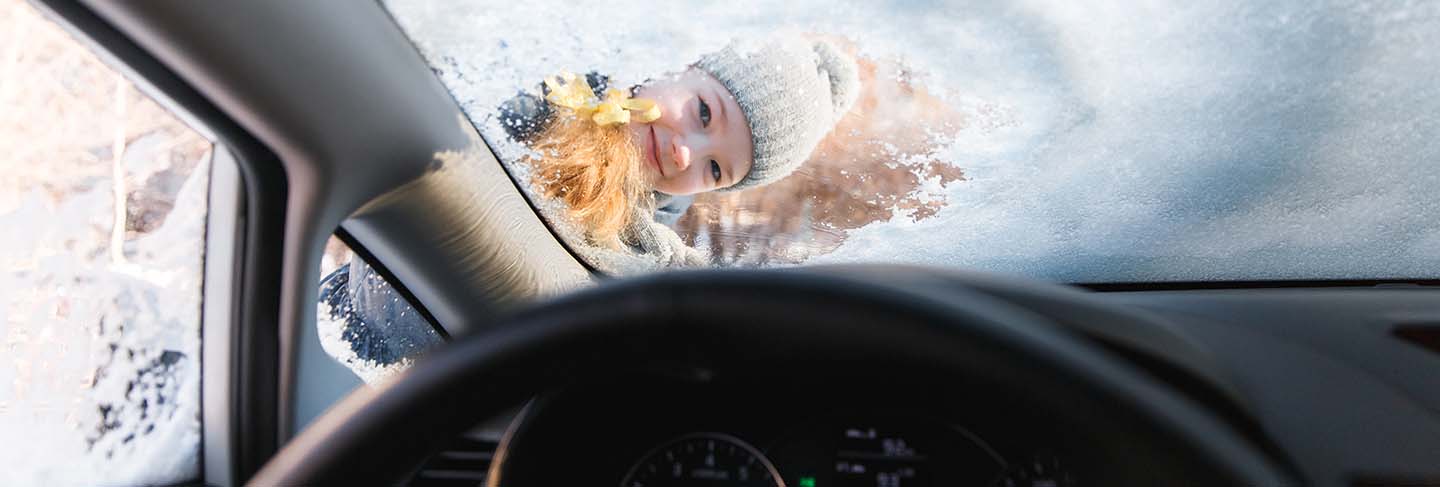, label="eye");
[698,98,712,127]
[710,160,722,184]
